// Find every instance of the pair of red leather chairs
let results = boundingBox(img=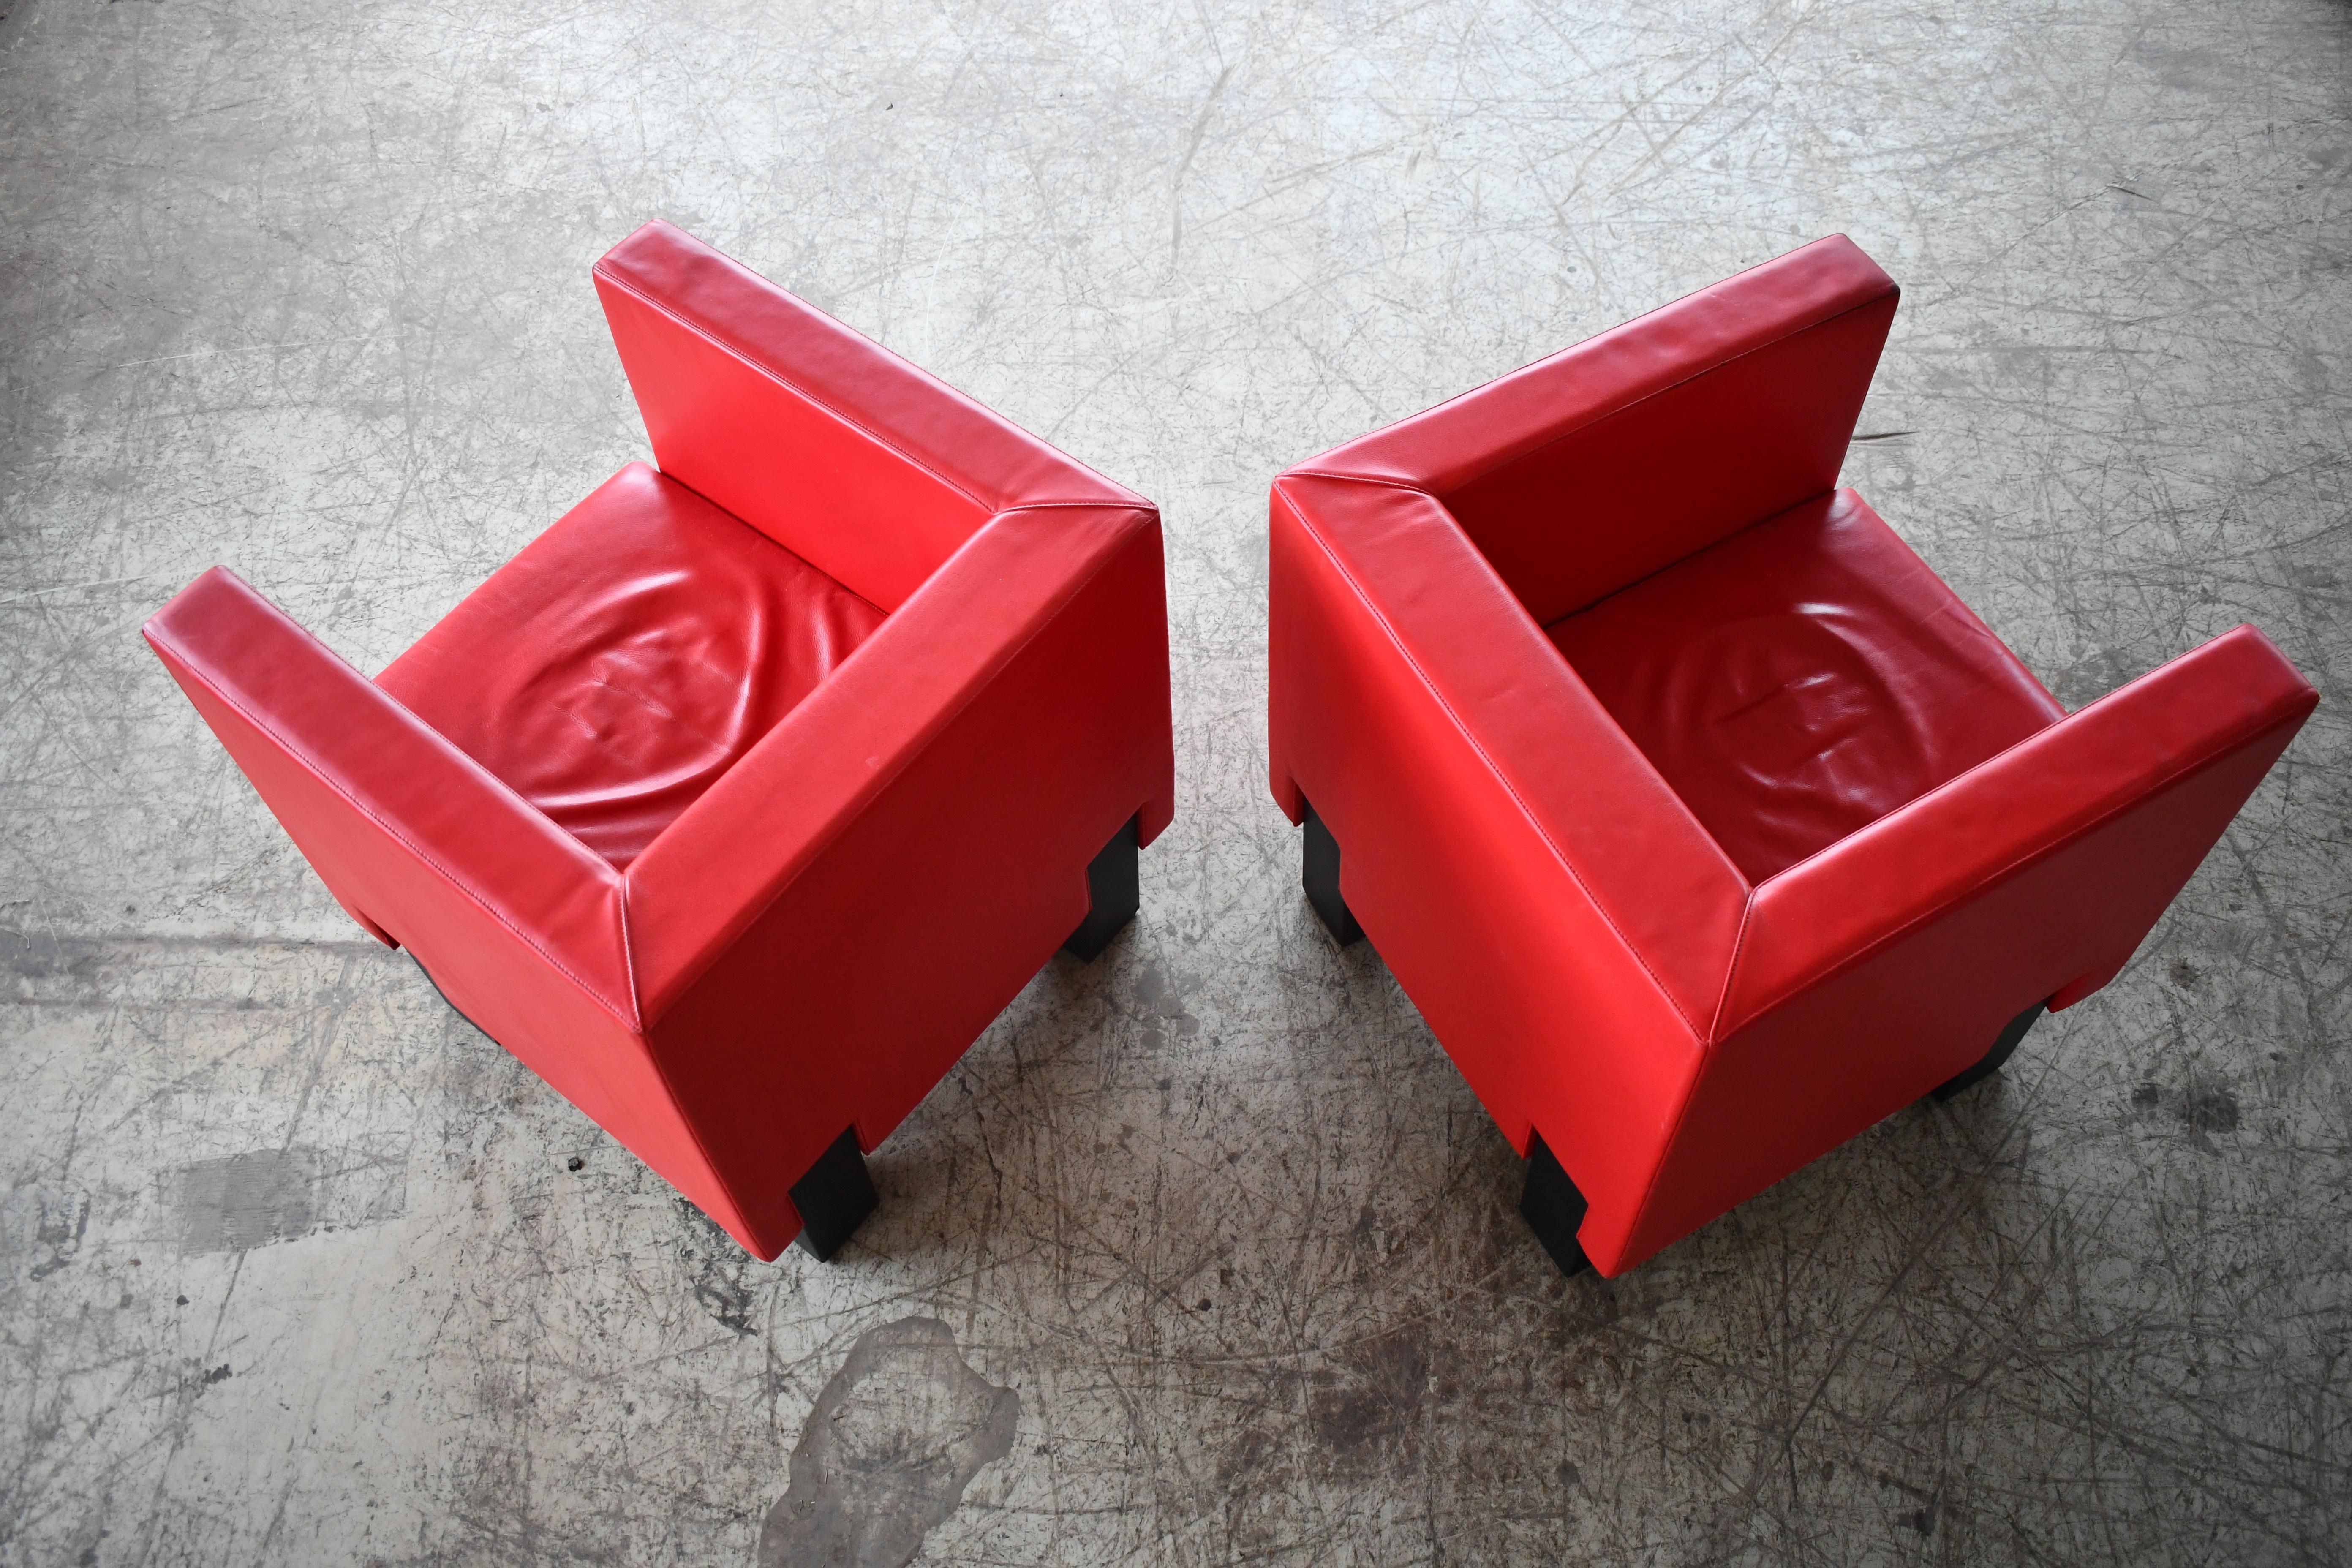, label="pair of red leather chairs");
[148,224,2313,1276]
